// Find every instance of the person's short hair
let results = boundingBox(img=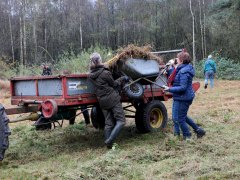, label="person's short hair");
[208,55,212,59]
[90,53,102,65]
[177,52,191,64]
